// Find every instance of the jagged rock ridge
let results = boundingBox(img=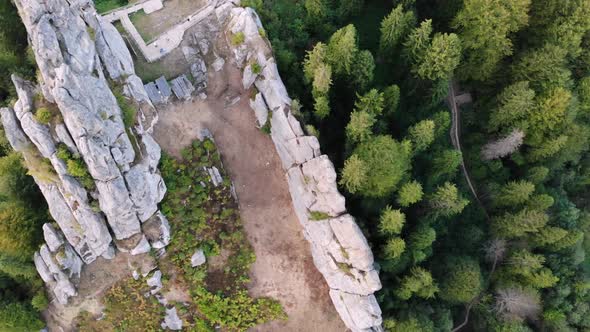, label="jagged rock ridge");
[224,5,384,332]
[1,0,169,304]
